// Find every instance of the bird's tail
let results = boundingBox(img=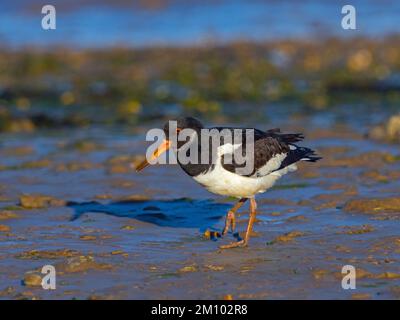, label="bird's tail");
[276,145,321,171]
[298,147,322,162]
